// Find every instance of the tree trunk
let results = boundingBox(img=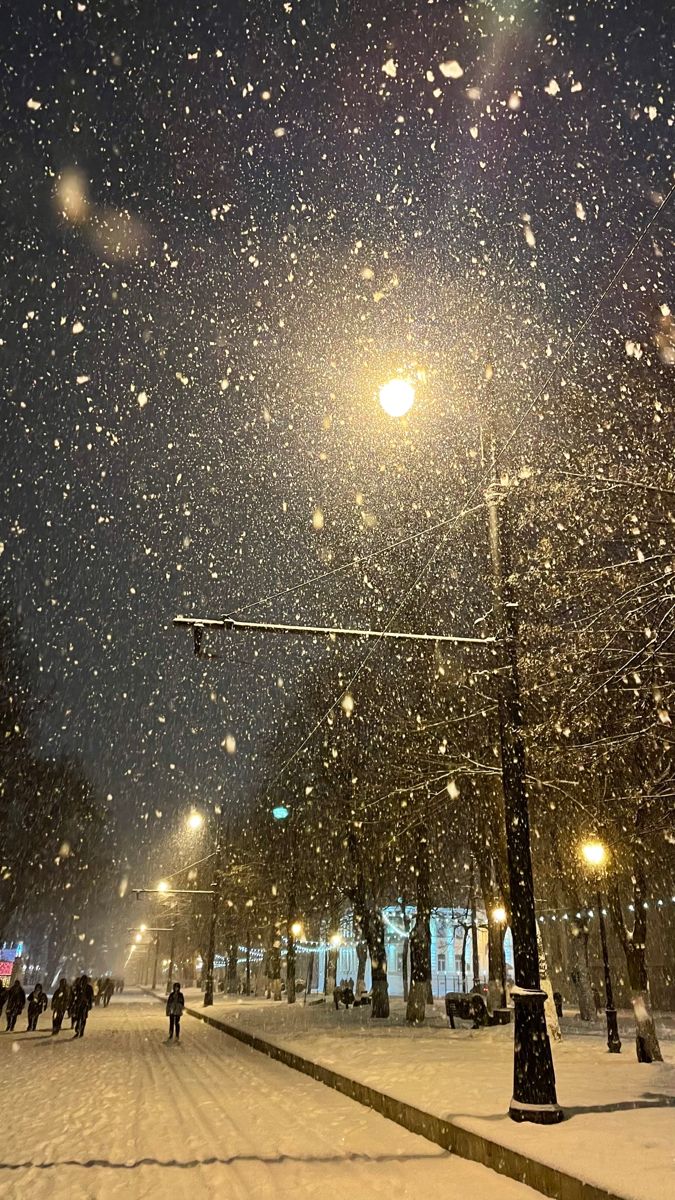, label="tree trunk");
[460,925,469,992]
[286,893,296,1004]
[356,939,368,1001]
[569,917,595,1021]
[537,926,562,1041]
[400,901,410,1002]
[368,909,390,1018]
[227,939,238,994]
[406,914,428,1023]
[624,939,663,1062]
[325,946,338,997]
[267,928,282,1001]
[415,828,434,1005]
[609,877,663,1063]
